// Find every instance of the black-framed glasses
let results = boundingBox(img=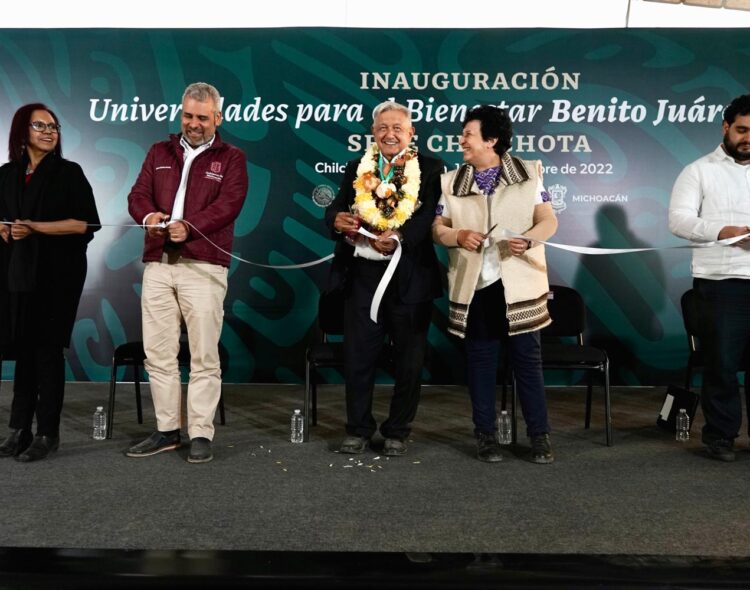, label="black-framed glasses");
[29,121,61,133]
